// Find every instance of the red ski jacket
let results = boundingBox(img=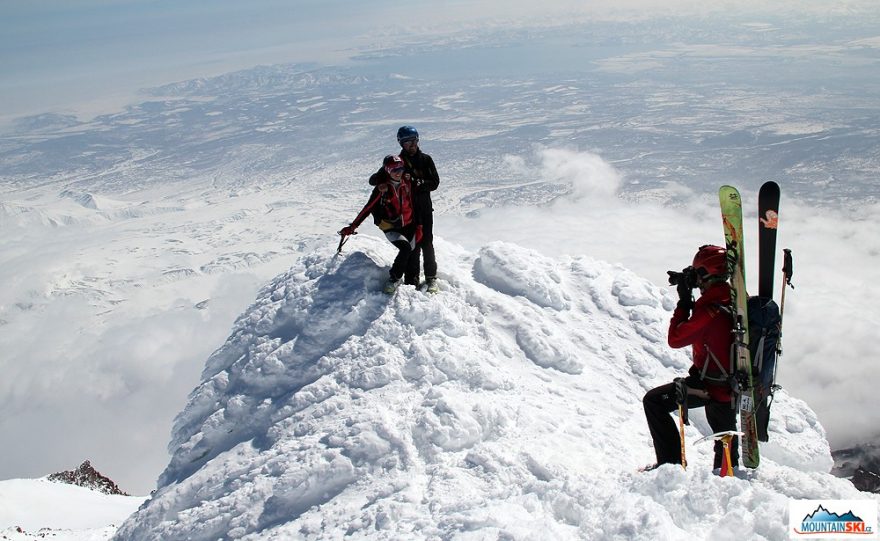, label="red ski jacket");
[350,175,416,233]
[668,282,735,402]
